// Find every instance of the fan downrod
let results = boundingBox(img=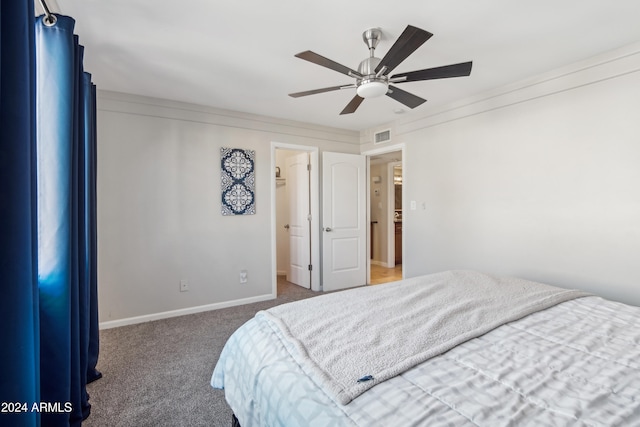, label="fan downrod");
[362,28,382,56]
[358,28,385,76]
